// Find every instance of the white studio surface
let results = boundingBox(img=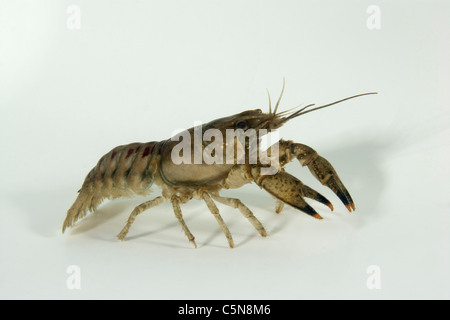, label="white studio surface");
[0,1,448,299]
